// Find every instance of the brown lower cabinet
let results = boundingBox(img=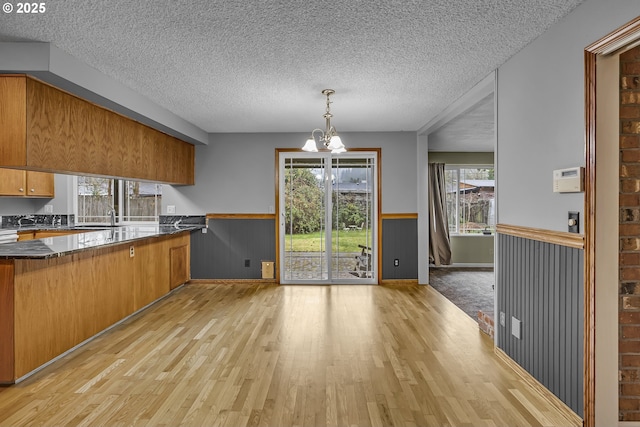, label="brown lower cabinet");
[0,169,54,198]
[0,232,190,384]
